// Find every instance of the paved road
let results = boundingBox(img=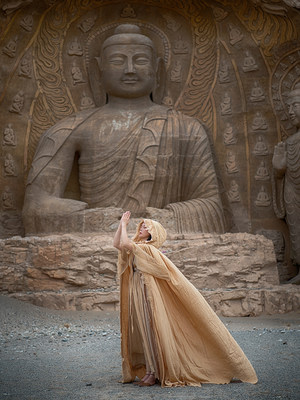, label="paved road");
[0,296,299,400]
